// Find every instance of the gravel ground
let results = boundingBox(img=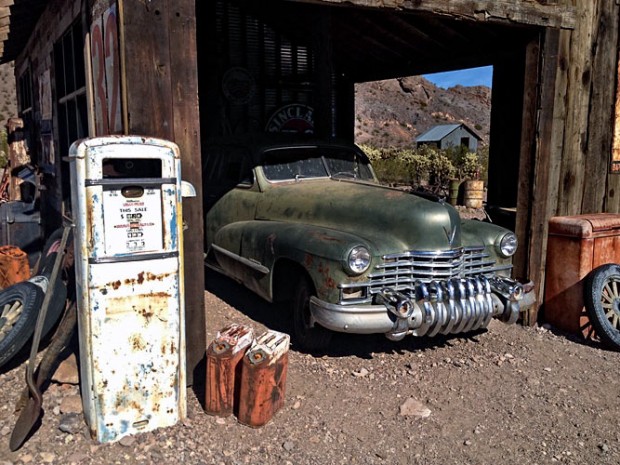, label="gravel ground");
[1,269,619,465]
